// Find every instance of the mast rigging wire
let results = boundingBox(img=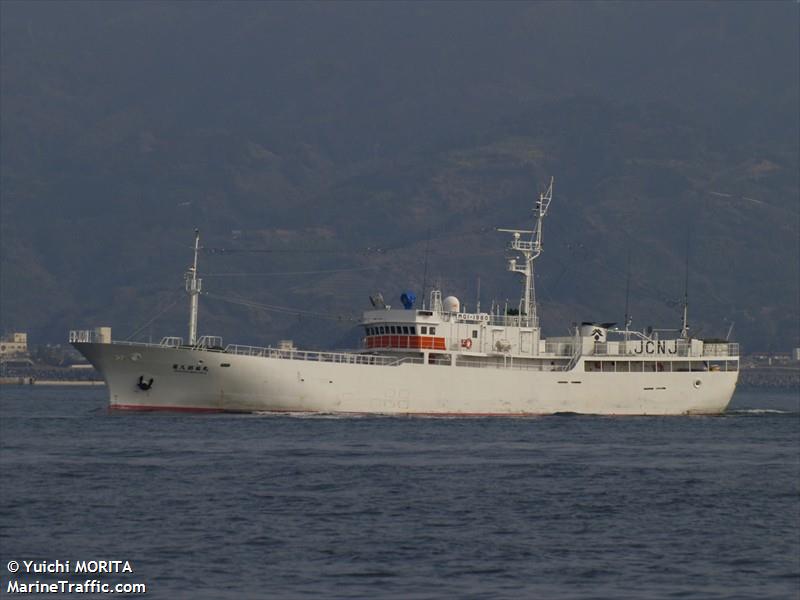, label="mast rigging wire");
[203,291,359,323]
[201,266,378,277]
[124,289,182,340]
[198,226,496,256]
